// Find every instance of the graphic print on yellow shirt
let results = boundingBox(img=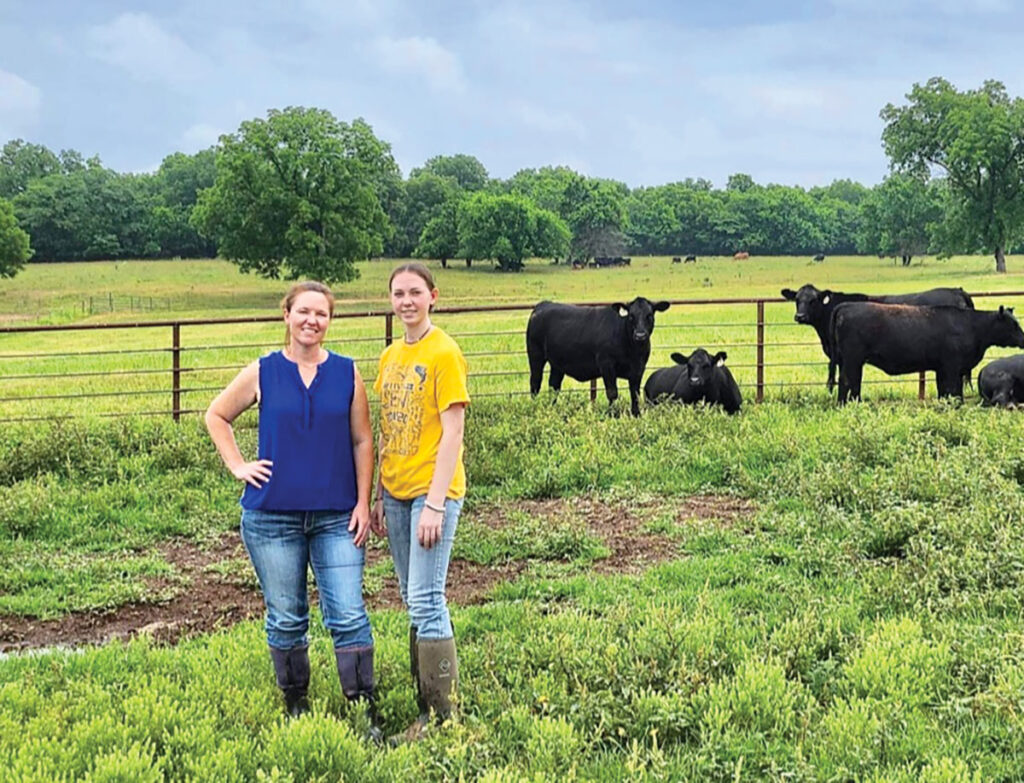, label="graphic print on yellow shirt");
[379,362,427,456]
[374,328,469,500]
